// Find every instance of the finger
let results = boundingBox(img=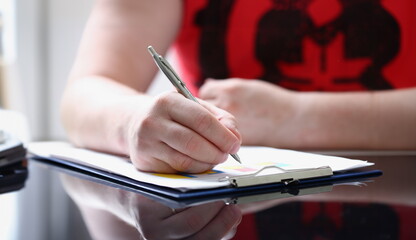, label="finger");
[160,120,228,166]
[152,141,215,173]
[131,131,214,173]
[127,111,174,173]
[199,100,242,147]
[130,152,175,173]
[163,201,225,239]
[218,117,242,146]
[186,205,242,240]
[167,97,240,155]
